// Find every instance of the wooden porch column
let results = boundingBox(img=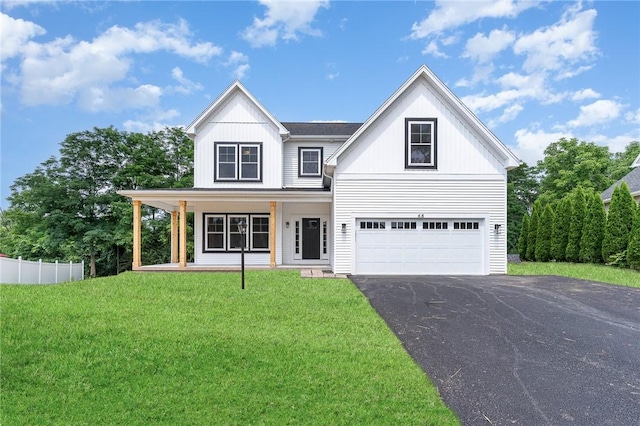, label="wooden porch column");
[270,201,276,268]
[179,201,187,268]
[132,200,142,268]
[171,211,178,263]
